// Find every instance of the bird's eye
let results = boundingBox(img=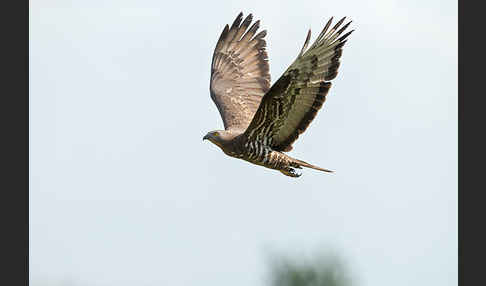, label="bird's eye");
[213,132,219,137]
